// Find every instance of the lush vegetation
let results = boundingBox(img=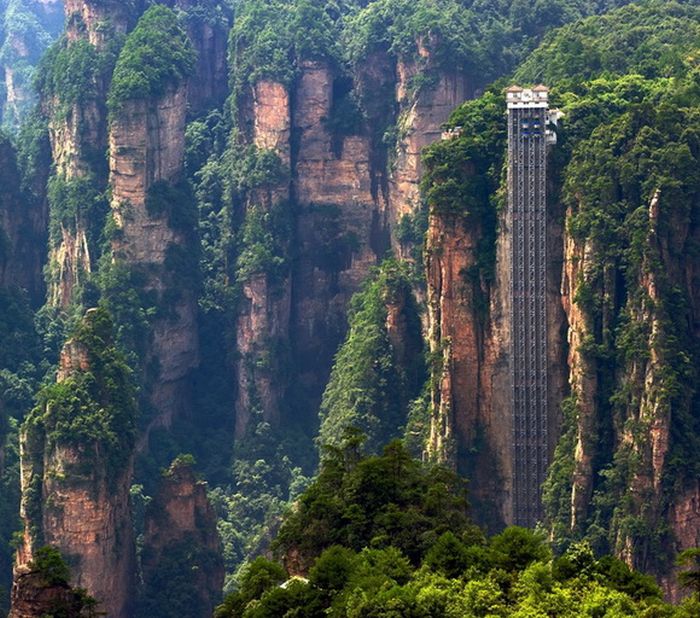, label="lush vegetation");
[23,307,137,487]
[3,0,700,614]
[216,444,700,617]
[318,260,425,454]
[418,0,700,574]
[0,0,63,128]
[108,5,195,114]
